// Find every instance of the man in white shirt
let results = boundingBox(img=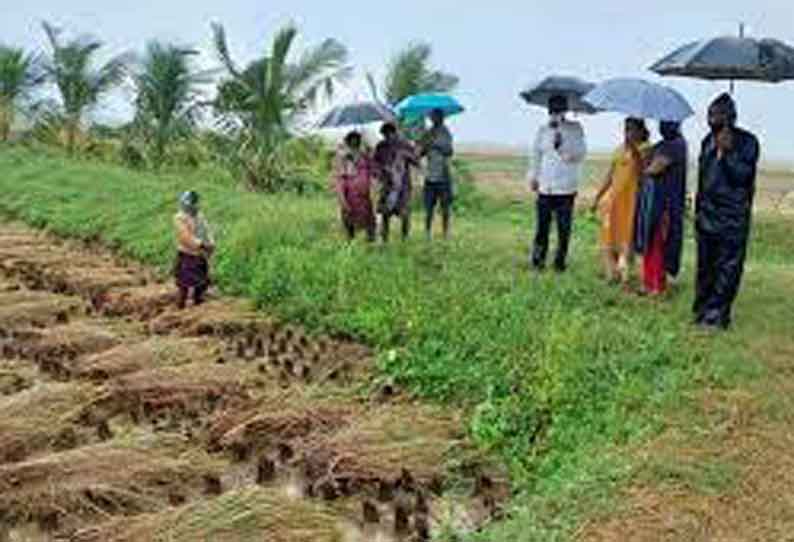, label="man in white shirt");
[528,95,587,272]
